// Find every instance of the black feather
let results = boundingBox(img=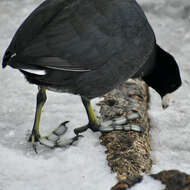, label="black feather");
[3,0,181,99]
